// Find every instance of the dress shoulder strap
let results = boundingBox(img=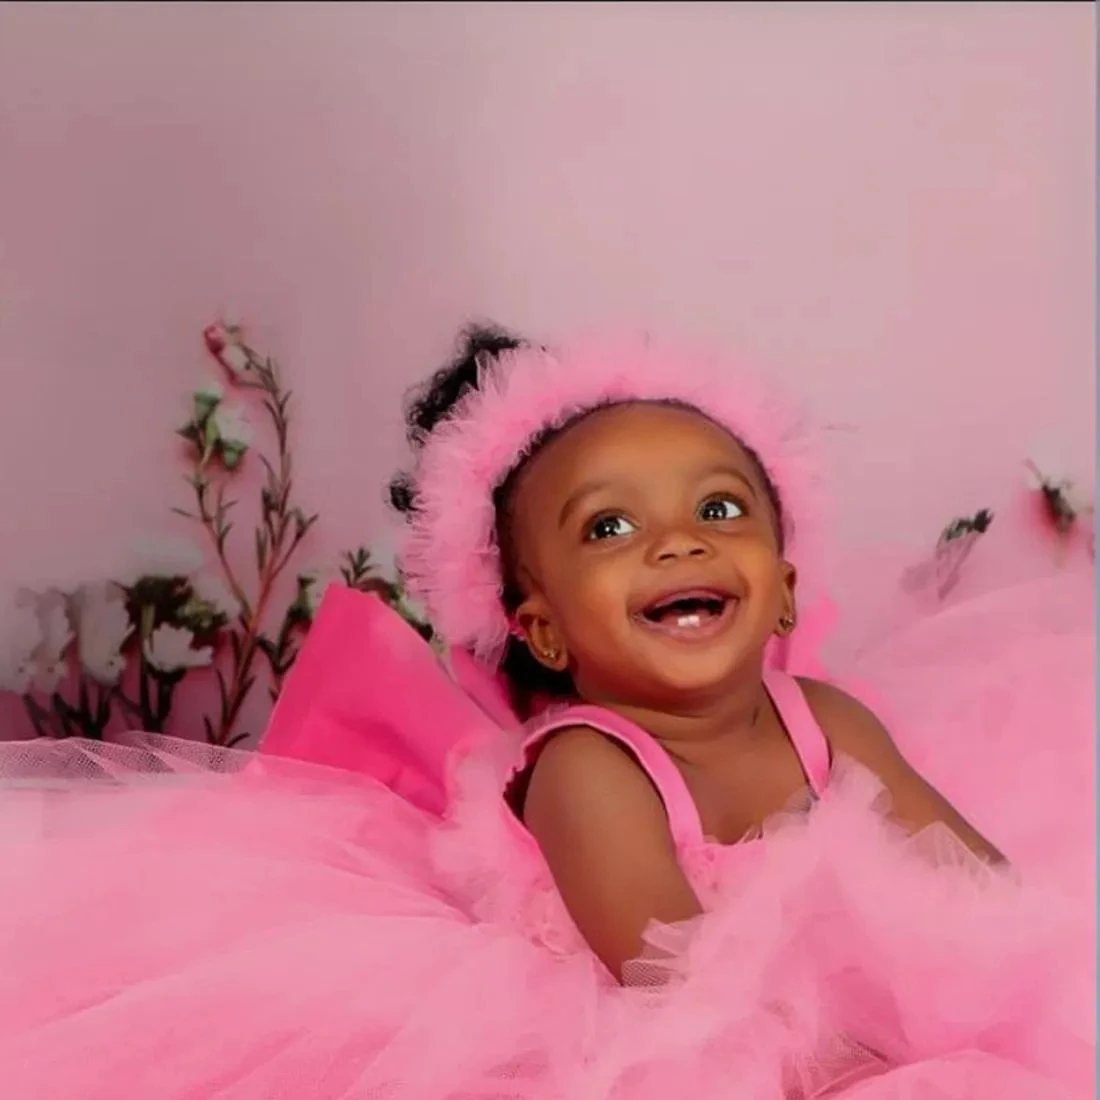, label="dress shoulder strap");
[761,670,831,796]
[514,704,705,849]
